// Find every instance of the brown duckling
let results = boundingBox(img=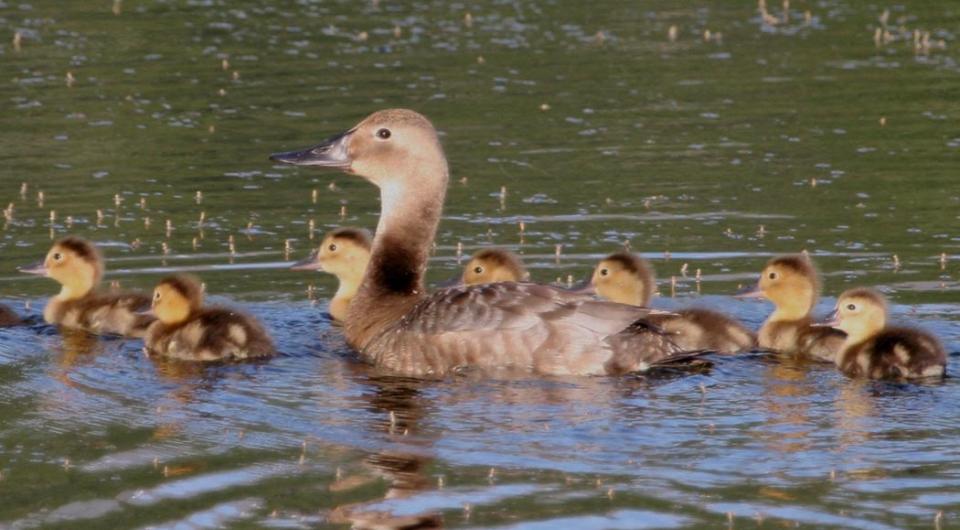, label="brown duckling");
[144,274,275,361]
[824,288,946,379]
[590,252,756,354]
[270,109,699,377]
[461,248,529,285]
[291,227,372,322]
[738,254,845,362]
[18,237,153,337]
